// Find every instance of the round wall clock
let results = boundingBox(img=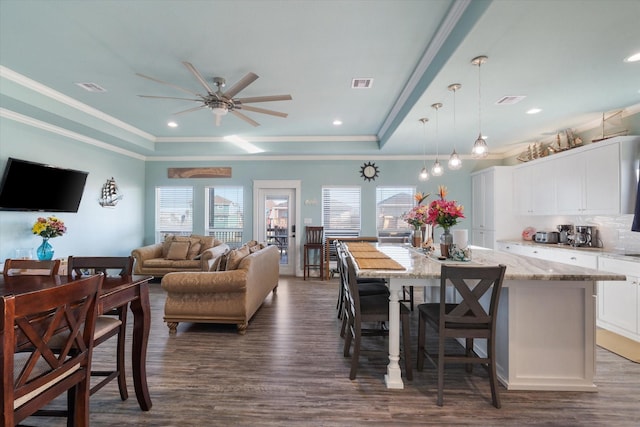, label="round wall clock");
[360,162,379,181]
